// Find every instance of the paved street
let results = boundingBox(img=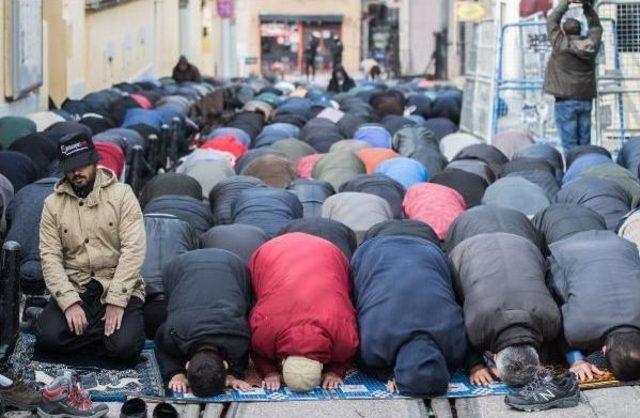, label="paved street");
[103,385,640,418]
